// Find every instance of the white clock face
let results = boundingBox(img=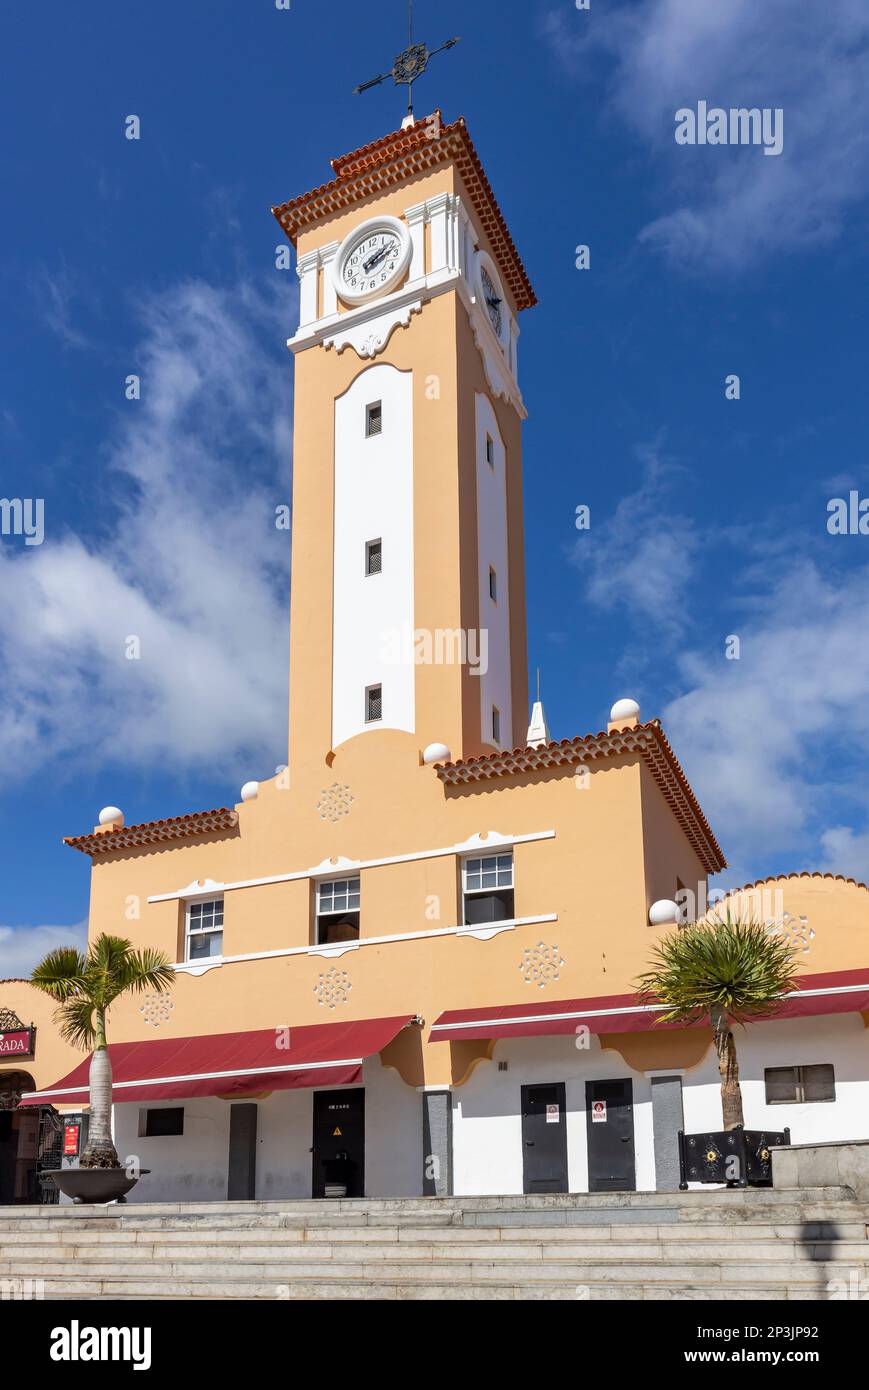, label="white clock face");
[481,265,503,339]
[333,216,412,306]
